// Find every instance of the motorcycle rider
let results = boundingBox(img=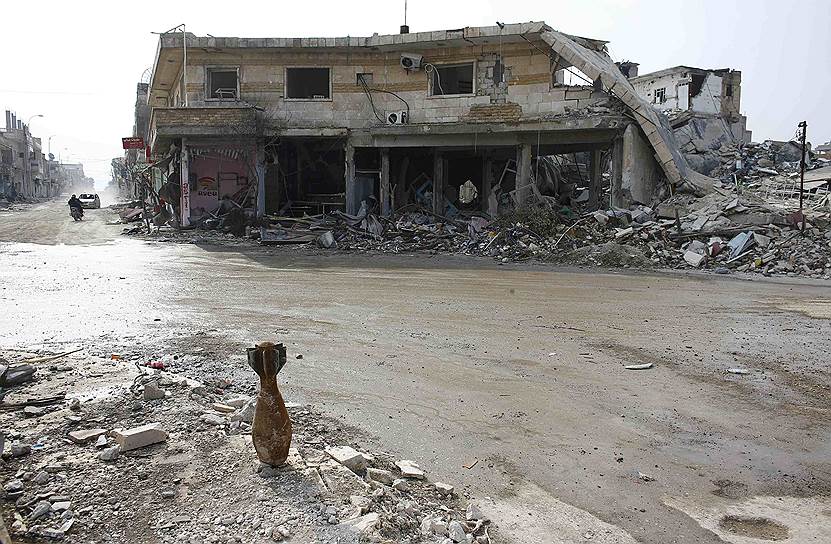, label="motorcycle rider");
[68,194,84,218]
